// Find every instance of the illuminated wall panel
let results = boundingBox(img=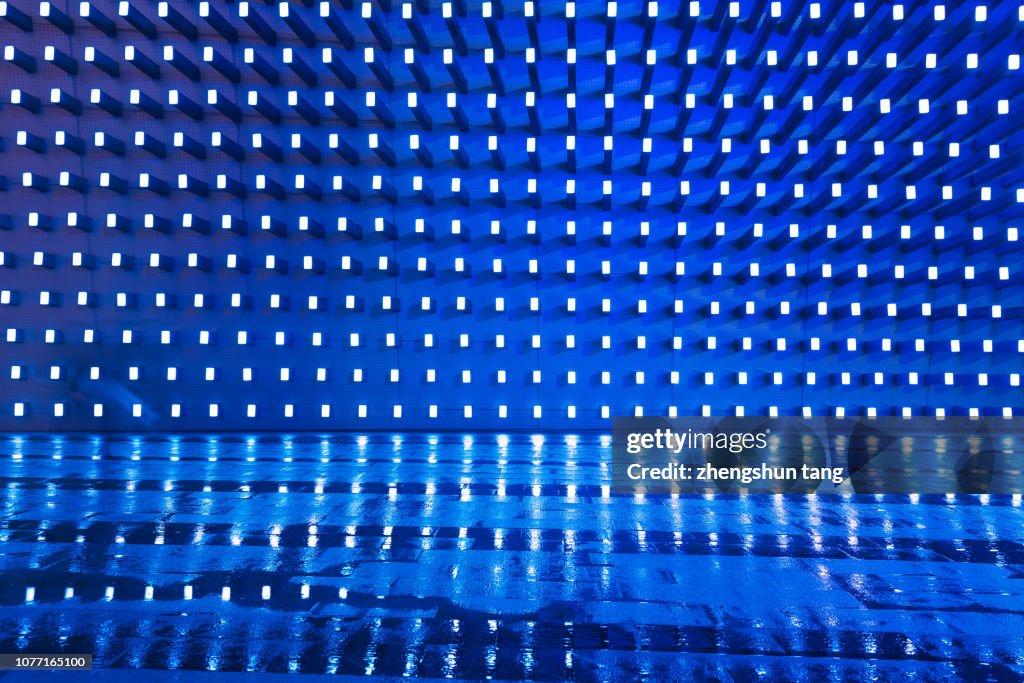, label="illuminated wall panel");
[0,0,1021,429]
